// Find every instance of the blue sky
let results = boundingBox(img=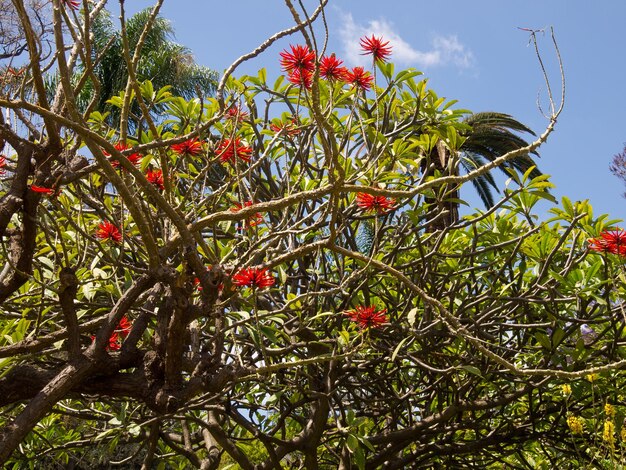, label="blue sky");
[126,1,626,222]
